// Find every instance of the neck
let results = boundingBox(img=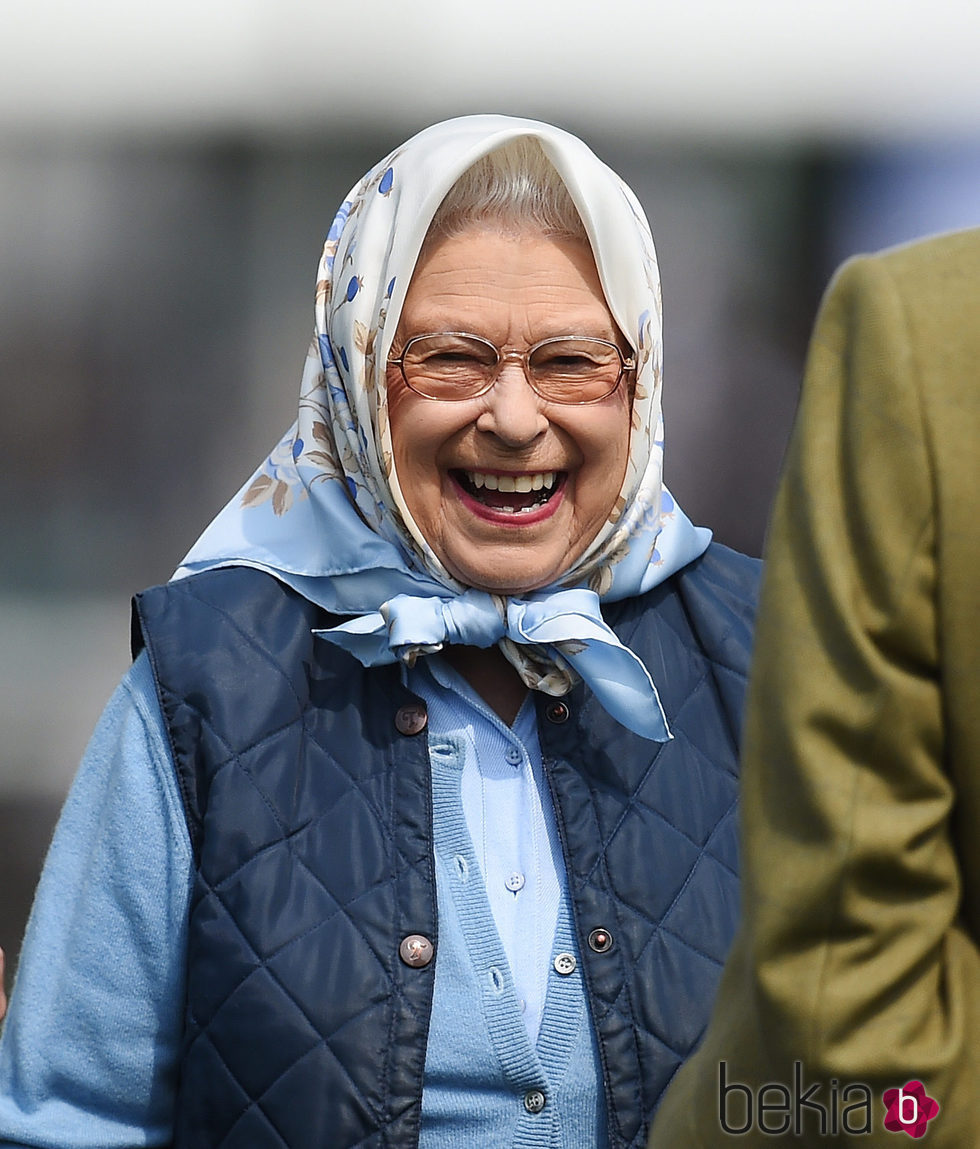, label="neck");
[442,644,528,726]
